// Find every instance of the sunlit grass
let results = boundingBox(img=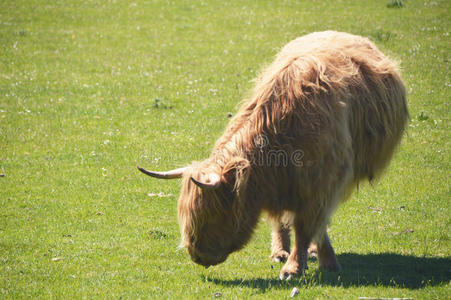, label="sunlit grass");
[0,0,449,298]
